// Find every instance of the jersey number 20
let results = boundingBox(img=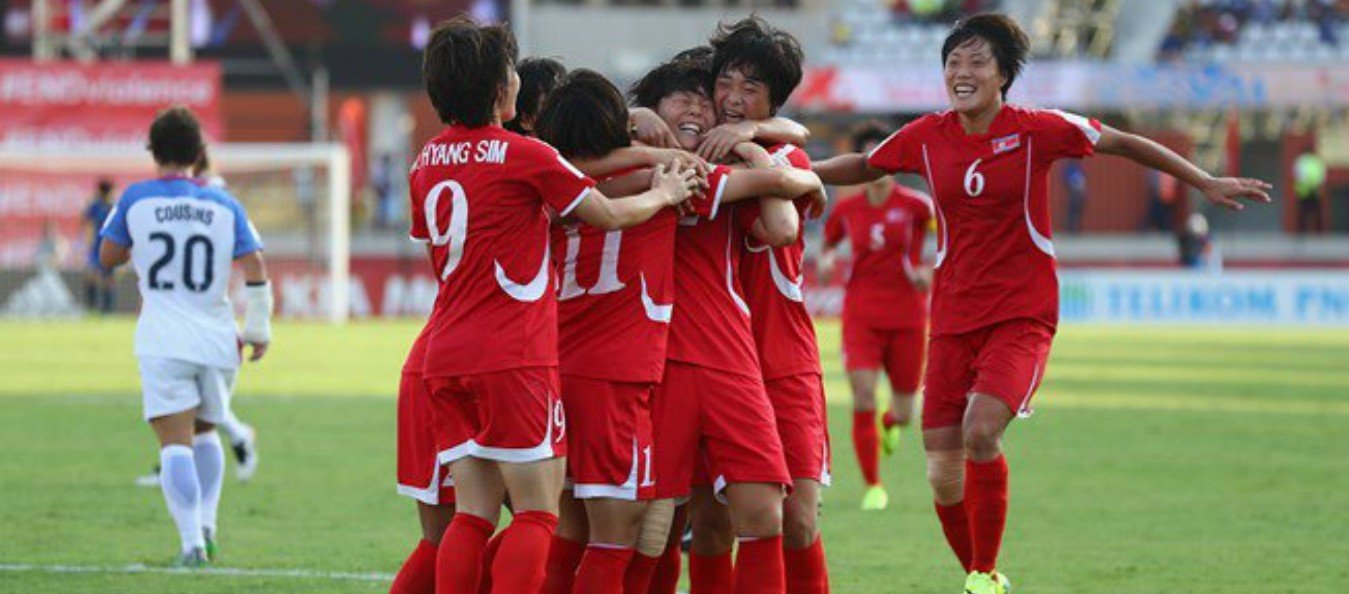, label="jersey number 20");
[148,232,214,292]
